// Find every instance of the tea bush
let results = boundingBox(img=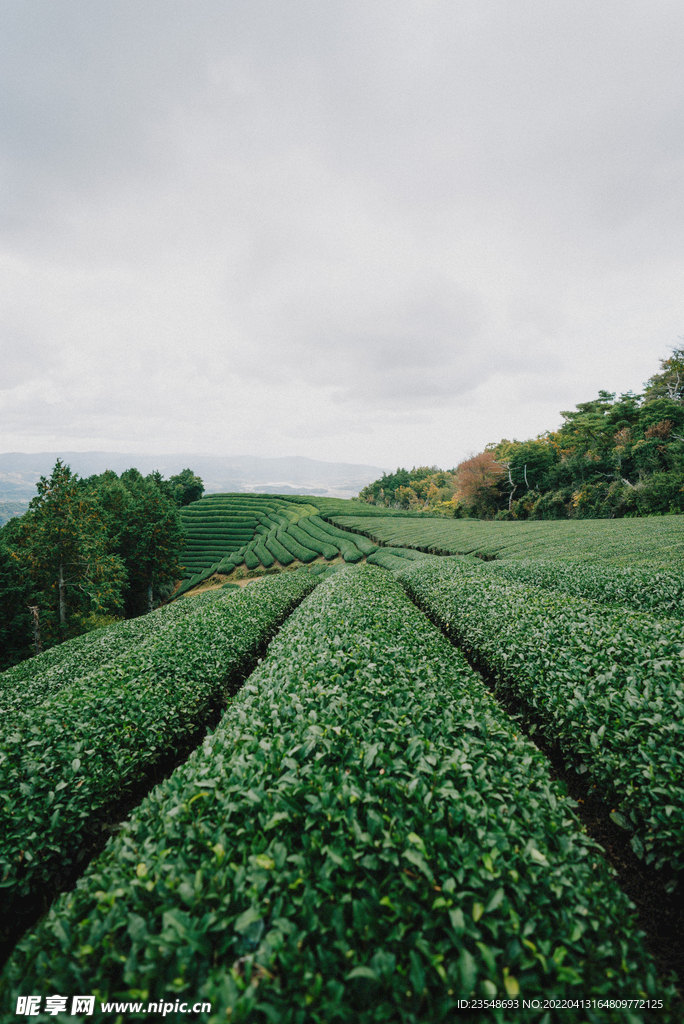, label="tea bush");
[2,567,668,1022]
